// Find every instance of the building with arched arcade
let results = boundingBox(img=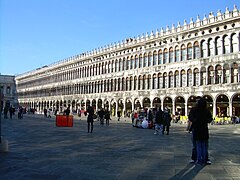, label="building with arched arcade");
[16,6,240,118]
